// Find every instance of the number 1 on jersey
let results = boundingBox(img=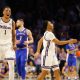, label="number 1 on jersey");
[5,30,6,35]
